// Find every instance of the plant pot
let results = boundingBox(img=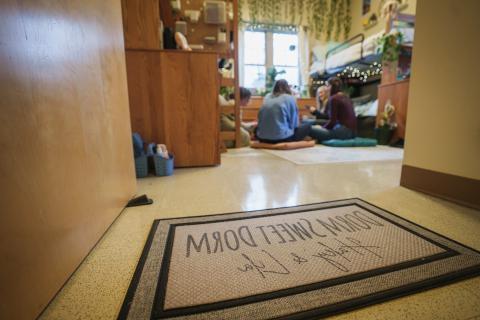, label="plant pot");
[375,126,394,145]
